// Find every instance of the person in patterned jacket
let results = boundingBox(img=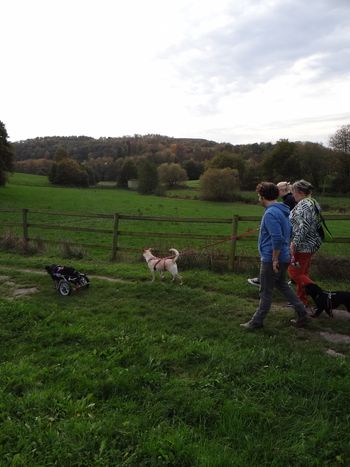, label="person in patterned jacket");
[288,179,323,306]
